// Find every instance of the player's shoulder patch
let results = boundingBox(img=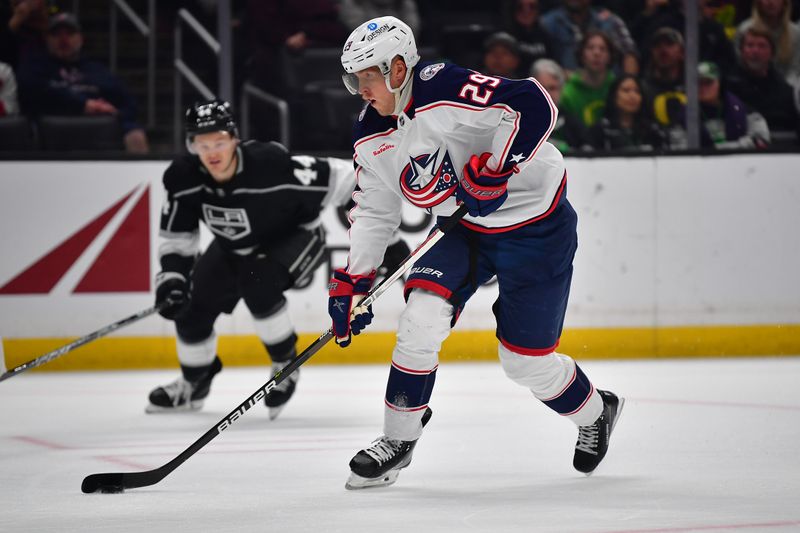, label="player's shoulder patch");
[419,62,446,81]
[411,61,469,109]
